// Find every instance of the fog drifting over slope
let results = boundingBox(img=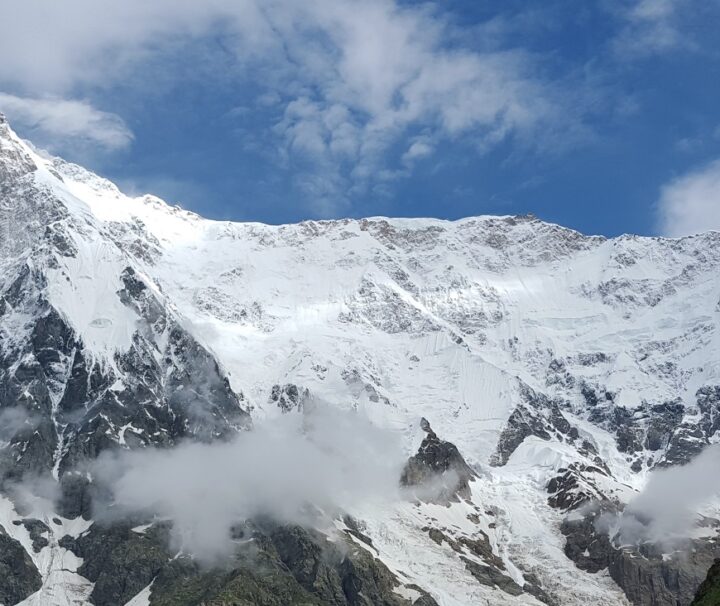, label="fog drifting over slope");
[90,402,405,561]
[602,444,720,546]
